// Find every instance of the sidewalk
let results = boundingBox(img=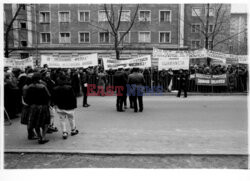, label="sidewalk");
[4,96,248,155]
